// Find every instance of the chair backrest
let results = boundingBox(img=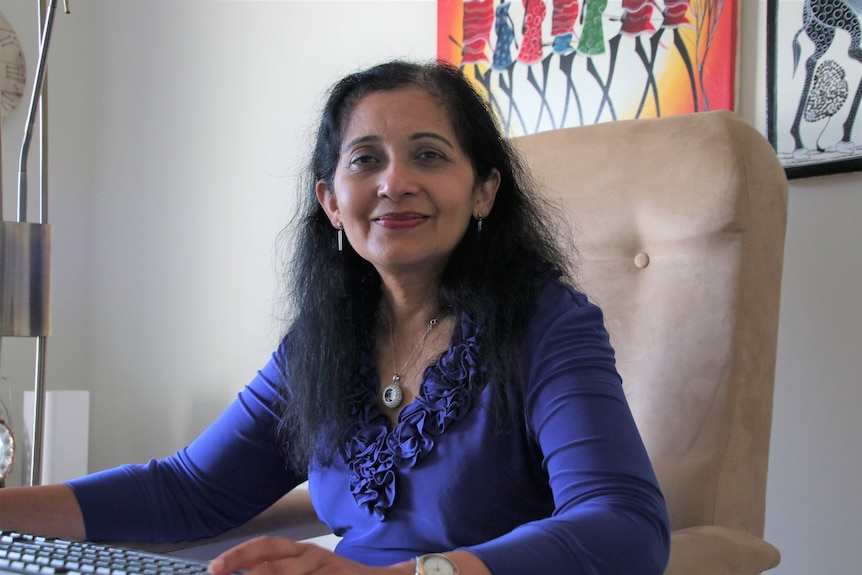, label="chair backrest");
[512,111,788,537]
